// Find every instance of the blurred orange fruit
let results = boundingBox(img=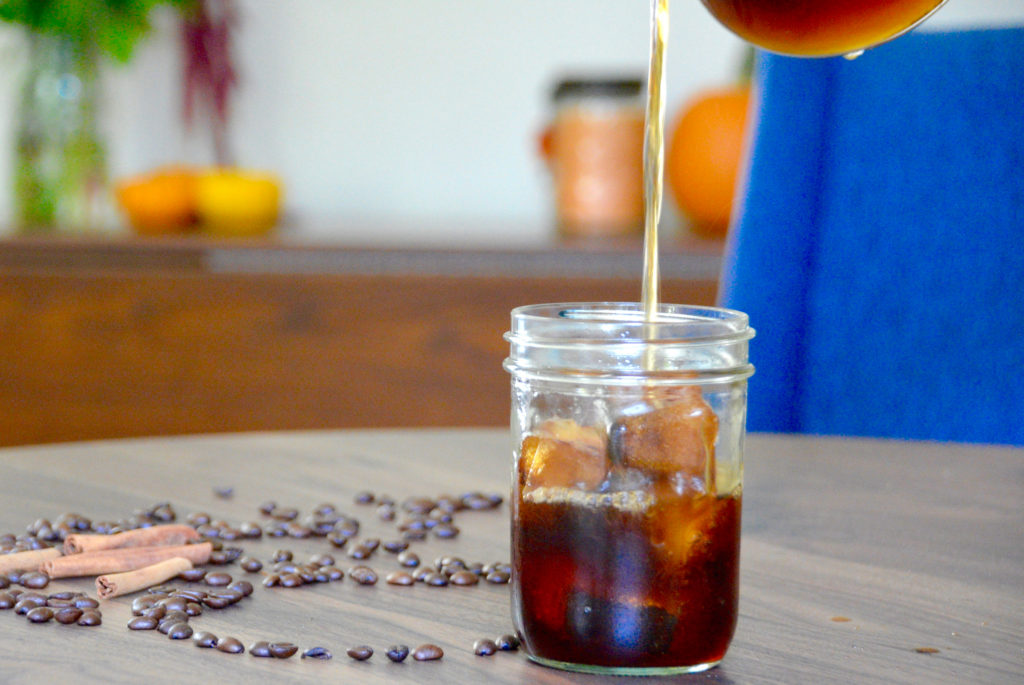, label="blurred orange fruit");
[666,86,751,239]
[115,166,198,235]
